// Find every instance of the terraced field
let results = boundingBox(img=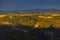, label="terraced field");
[0,13,60,28]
